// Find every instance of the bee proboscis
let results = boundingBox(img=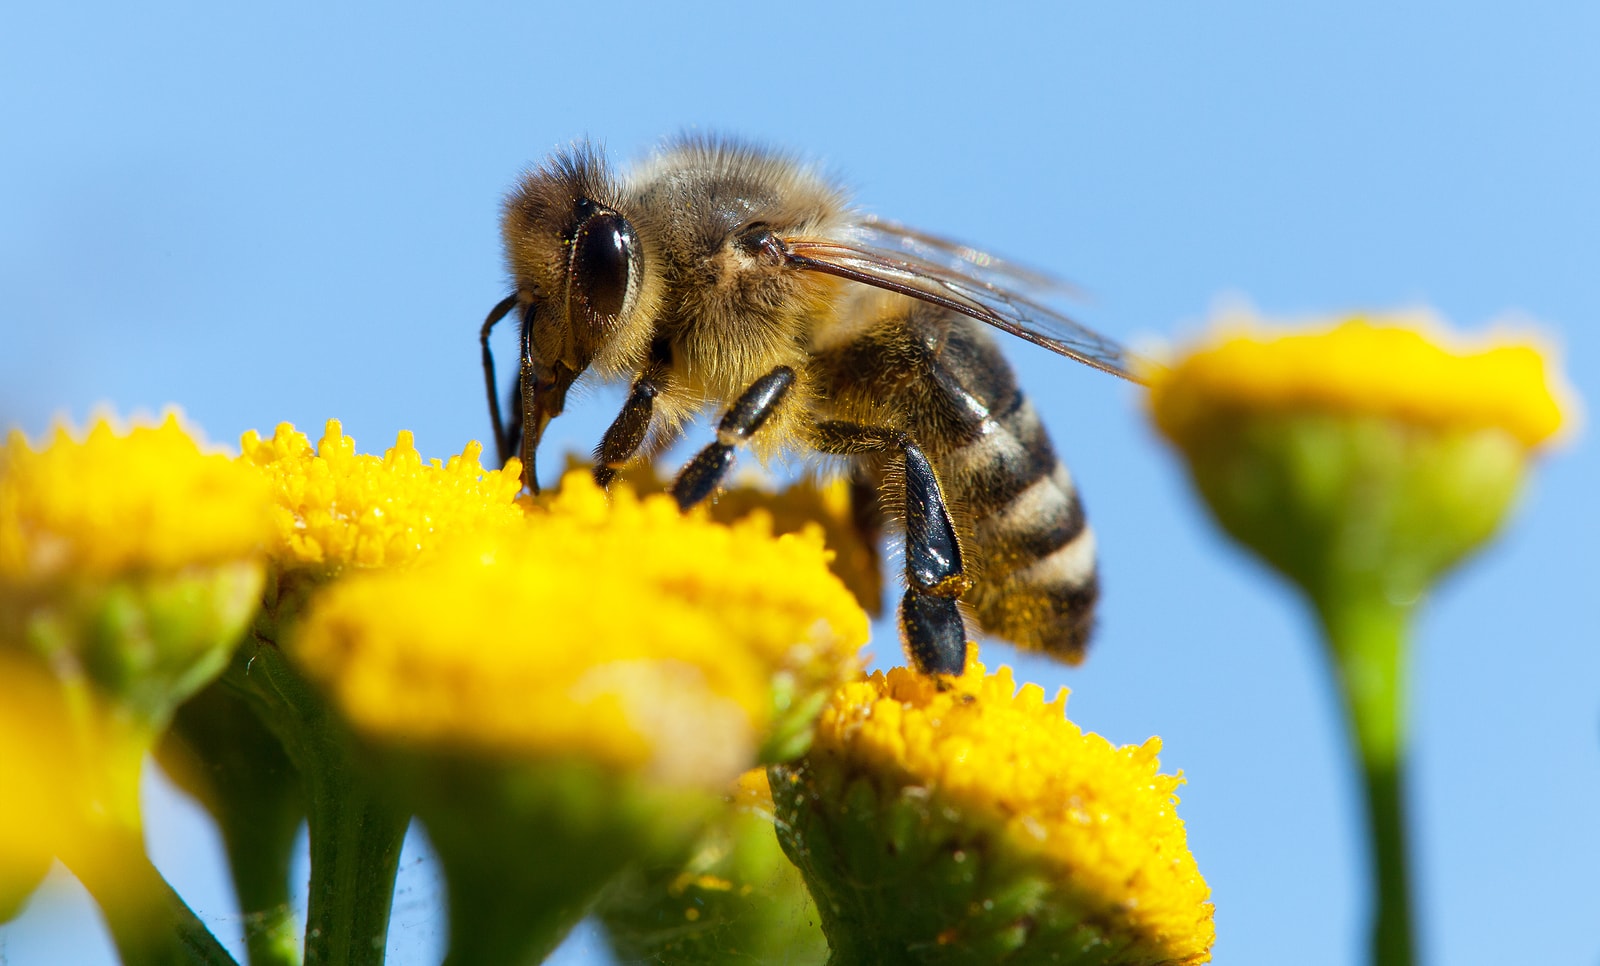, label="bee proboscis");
[481,135,1141,675]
